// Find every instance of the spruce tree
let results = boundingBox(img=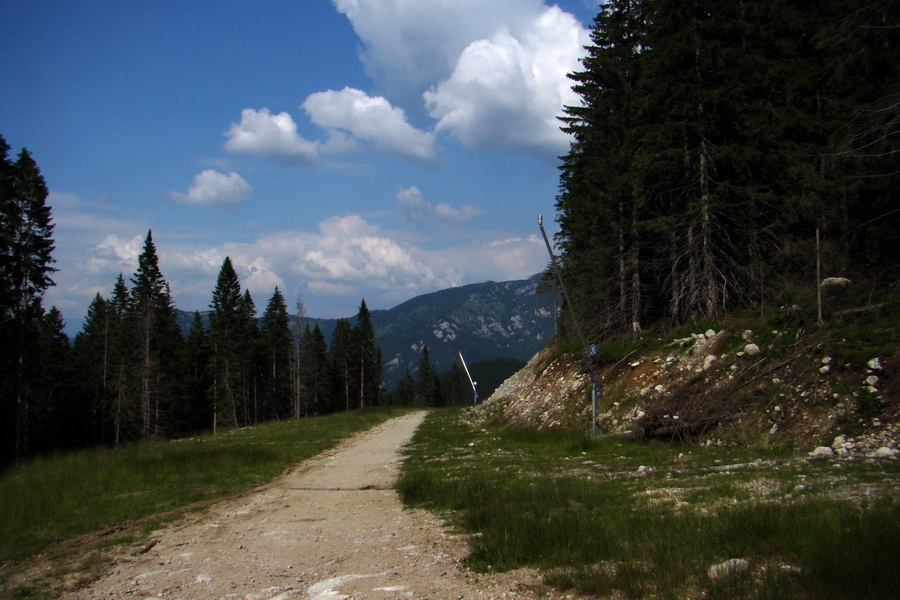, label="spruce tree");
[260,287,292,419]
[209,257,243,430]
